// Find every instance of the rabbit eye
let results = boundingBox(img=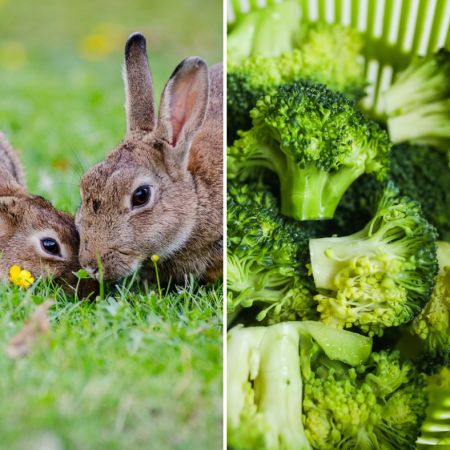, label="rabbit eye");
[132,185,151,208]
[41,238,60,256]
